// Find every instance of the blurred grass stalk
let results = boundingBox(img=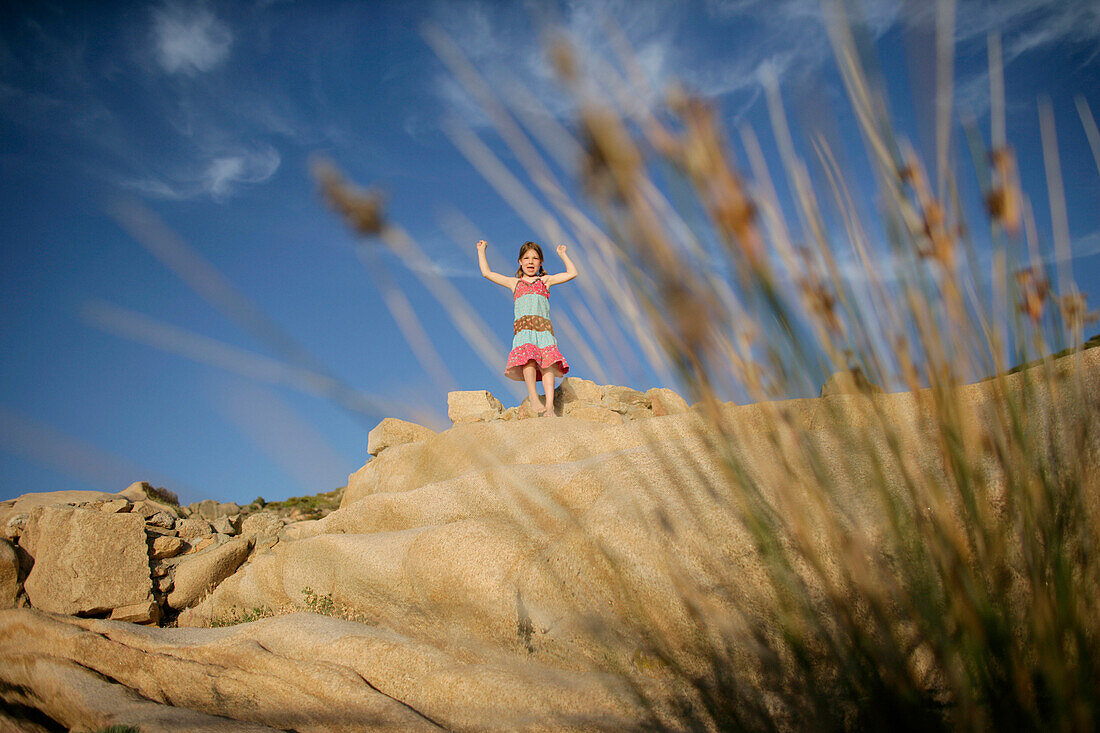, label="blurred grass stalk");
[319,3,1100,730]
